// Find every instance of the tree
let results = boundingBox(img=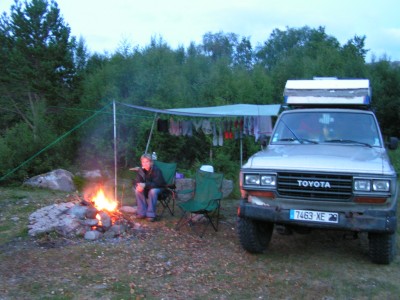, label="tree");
[0,0,76,137]
[0,0,78,180]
